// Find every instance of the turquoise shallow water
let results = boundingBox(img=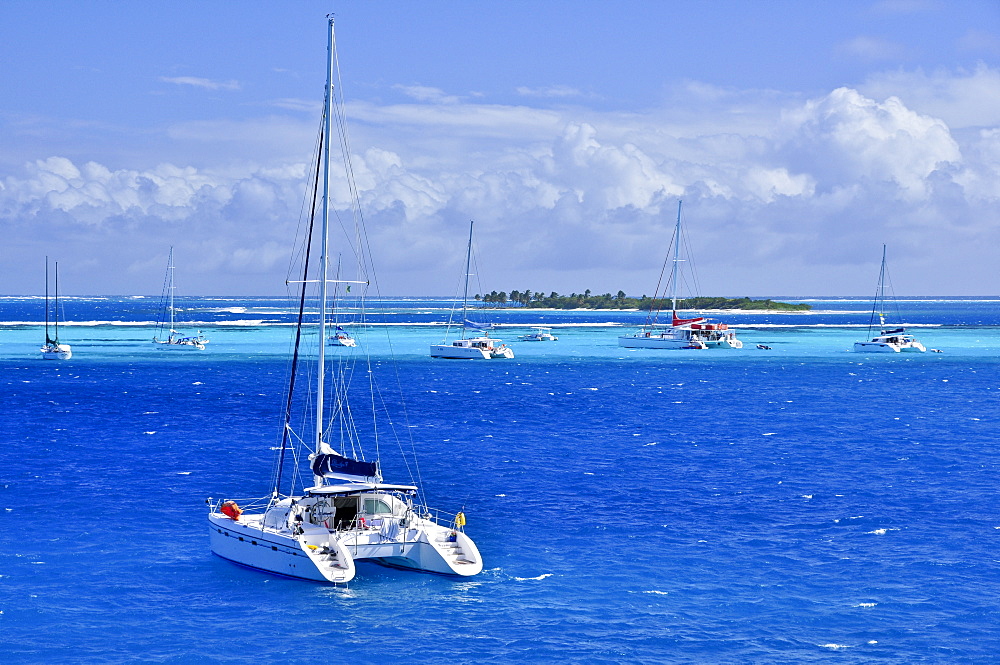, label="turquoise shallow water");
[1,297,999,663]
